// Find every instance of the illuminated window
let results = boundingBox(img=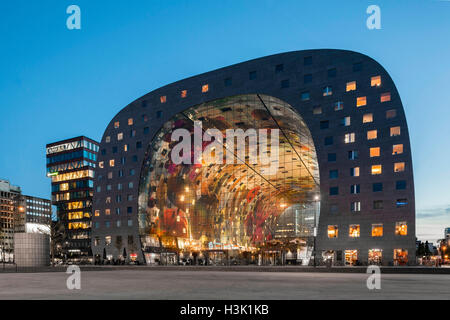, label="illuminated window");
[328,225,338,238]
[334,101,344,111]
[313,106,322,115]
[346,81,356,92]
[356,96,367,107]
[105,236,112,245]
[94,210,100,217]
[349,225,360,237]
[345,133,355,143]
[394,249,408,265]
[393,144,404,155]
[368,249,383,264]
[124,144,128,152]
[109,159,115,167]
[396,198,408,207]
[160,96,167,103]
[372,224,383,237]
[363,113,373,123]
[338,116,350,126]
[106,197,111,204]
[117,133,123,141]
[99,161,104,169]
[370,147,380,157]
[202,84,209,93]
[371,165,382,175]
[371,75,381,87]
[105,136,111,143]
[105,209,111,216]
[348,150,358,160]
[330,187,339,196]
[181,90,187,98]
[350,167,360,177]
[351,201,361,212]
[390,126,401,137]
[128,118,133,126]
[350,184,360,194]
[394,162,405,172]
[386,109,397,119]
[367,130,377,140]
[107,172,113,179]
[345,250,358,266]
[323,86,333,96]
[380,92,391,103]
[395,222,408,236]
[301,91,310,101]
[114,121,120,129]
